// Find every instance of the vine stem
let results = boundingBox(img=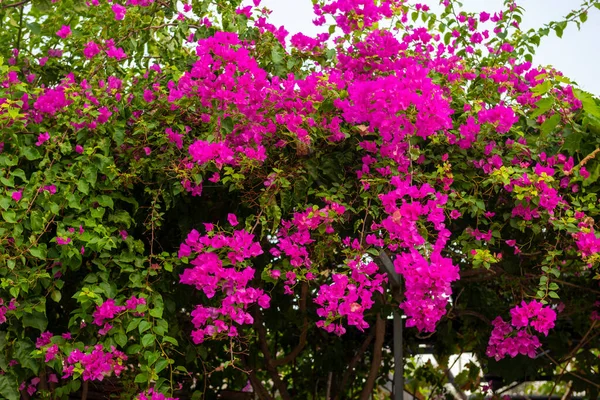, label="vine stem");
[2,0,30,9]
[545,322,600,398]
[359,313,385,400]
